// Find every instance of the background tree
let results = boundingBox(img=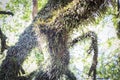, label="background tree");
[32,0,38,19]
